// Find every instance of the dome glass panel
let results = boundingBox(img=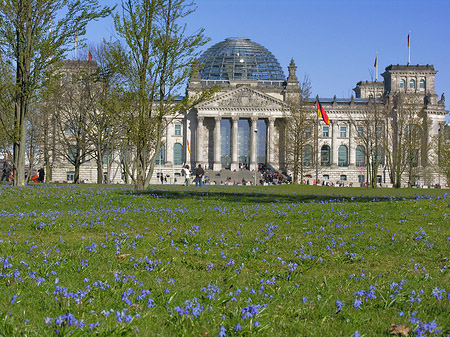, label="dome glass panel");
[198,38,285,82]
